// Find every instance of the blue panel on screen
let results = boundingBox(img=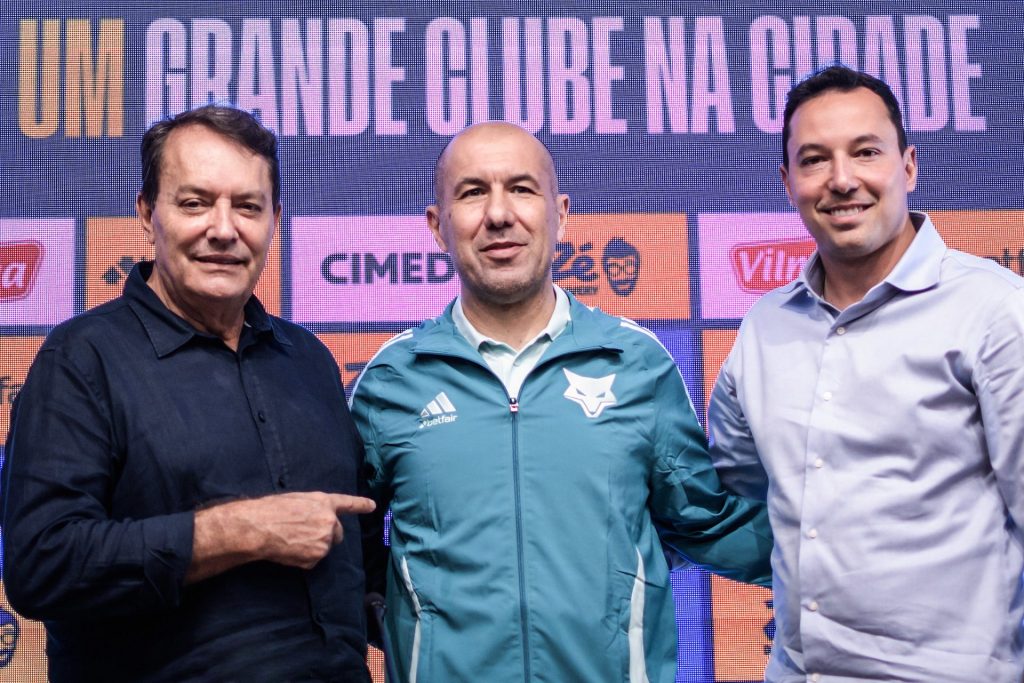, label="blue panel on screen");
[673,567,714,683]
[648,325,704,423]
